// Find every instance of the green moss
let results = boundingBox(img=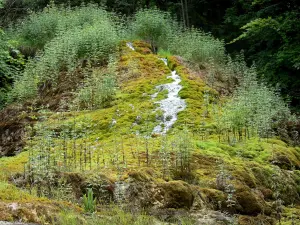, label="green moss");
[200,188,226,210]
[166,56,218,131]
[0,151,28,181]
[0,181,36,201]
[160,180,194,209]
[236,190,263,215]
